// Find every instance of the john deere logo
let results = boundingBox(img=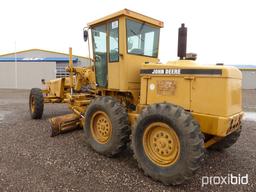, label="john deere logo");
[152,69,181,75]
